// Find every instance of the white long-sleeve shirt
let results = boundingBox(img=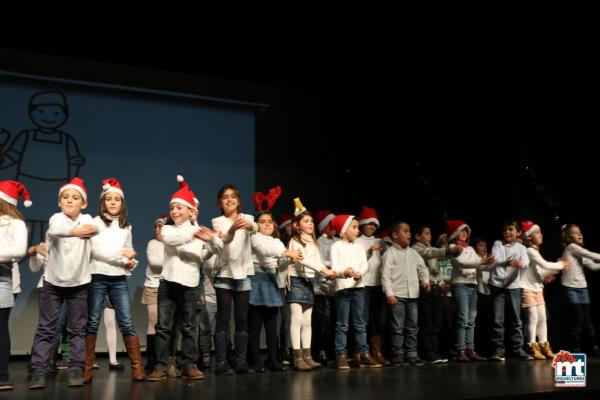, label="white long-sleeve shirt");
[0,216,27,287]
[381,243,429,299]
[161,220,223,287]
[90,216,137,277]
[288,237,325,279]
[251,232,290,289]
[331,240,369,291]
[520,247,564,291]
[450,245,486,285]
[316,235,337,296]
[212,214,257,279]
[29,242,47,289]
[45,212,94,287]
[489,240,529,289]
[144,239,164,288]
[561,243,600,288]
[355,235,383,287]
